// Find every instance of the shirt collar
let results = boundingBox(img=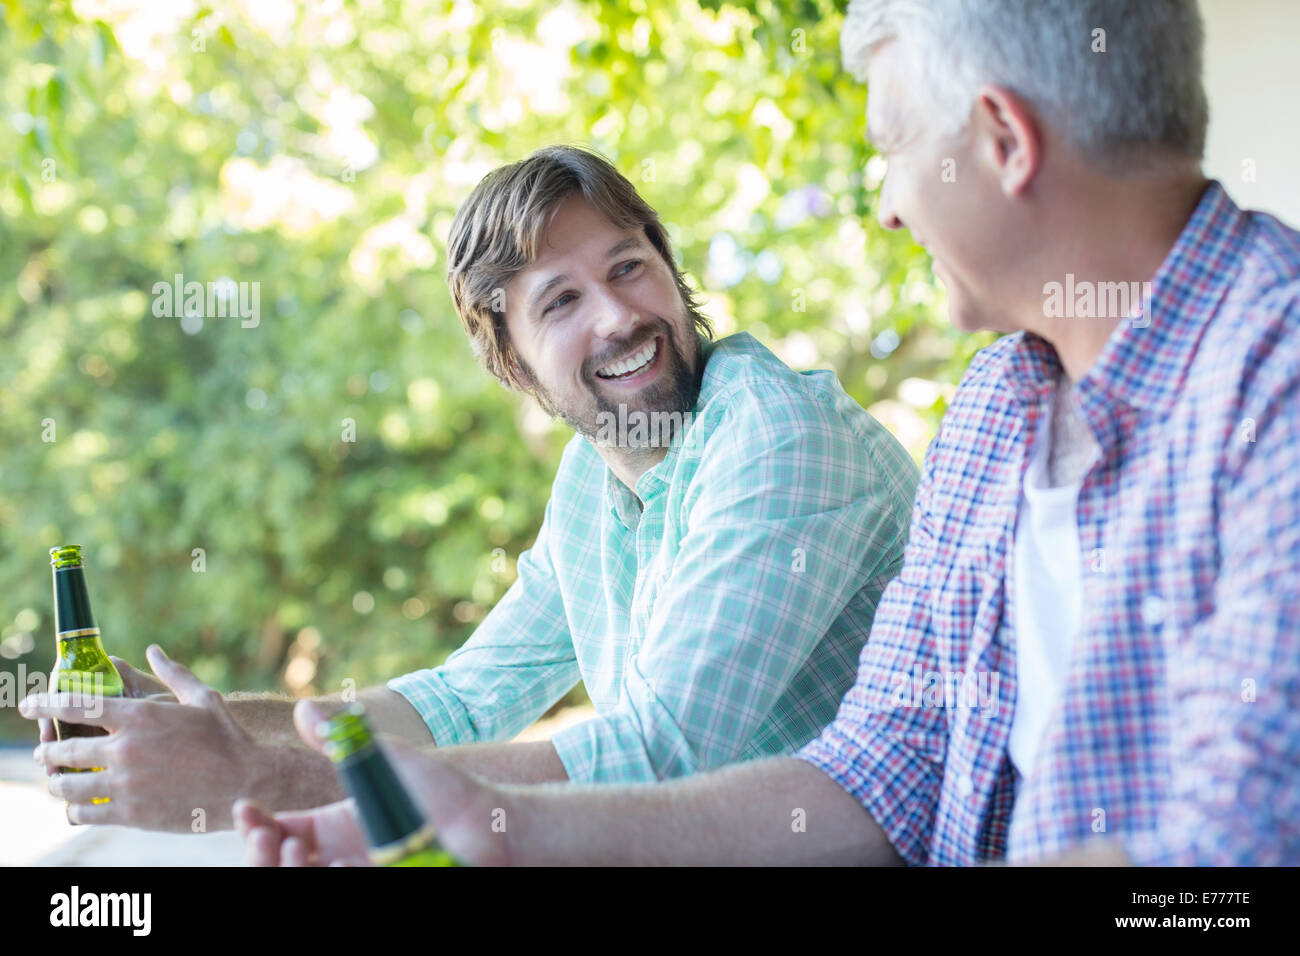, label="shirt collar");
[1002,331,1063,406]
[1000,181,1247,437]
[1076,180,1245,418]
[605,468,644,530]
